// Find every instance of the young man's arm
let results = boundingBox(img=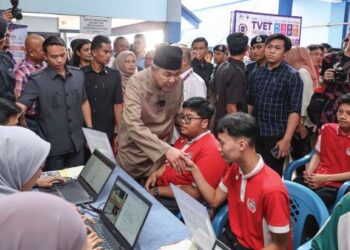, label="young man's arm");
[262,232,289,250]
[276,112,299,158]
[180,155,226,208]
[155,185,202,200]
[82,100,92,128]
[113,103,123,133]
